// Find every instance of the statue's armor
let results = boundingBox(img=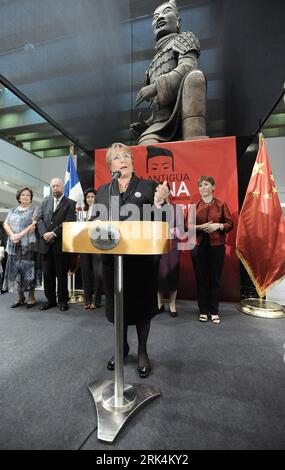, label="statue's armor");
[145,32,200,124]
[147,32,200,83]
[134,25,206,145]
